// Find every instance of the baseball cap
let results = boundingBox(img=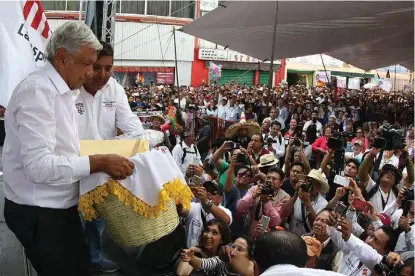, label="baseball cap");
[353,140,363,146]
